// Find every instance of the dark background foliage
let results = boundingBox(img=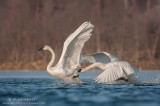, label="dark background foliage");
[0,0,159,70]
